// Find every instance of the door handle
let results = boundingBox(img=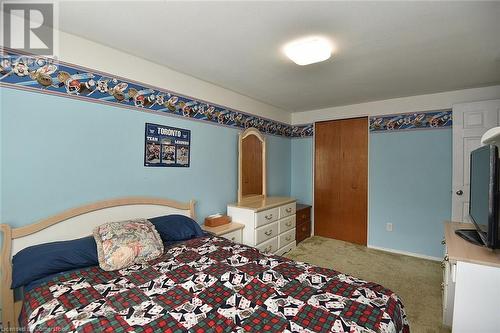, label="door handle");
[456,190,463,196]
